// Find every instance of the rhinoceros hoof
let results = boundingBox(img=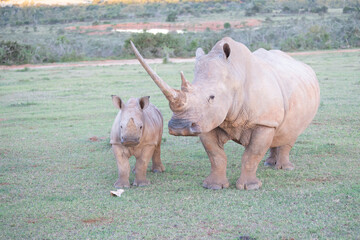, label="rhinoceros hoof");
[276,162,295,171]
[133,179,150,187]
[236,178,262,190]
[114,179,130,189]
[264,157,276,167]
[152,164,165,173]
